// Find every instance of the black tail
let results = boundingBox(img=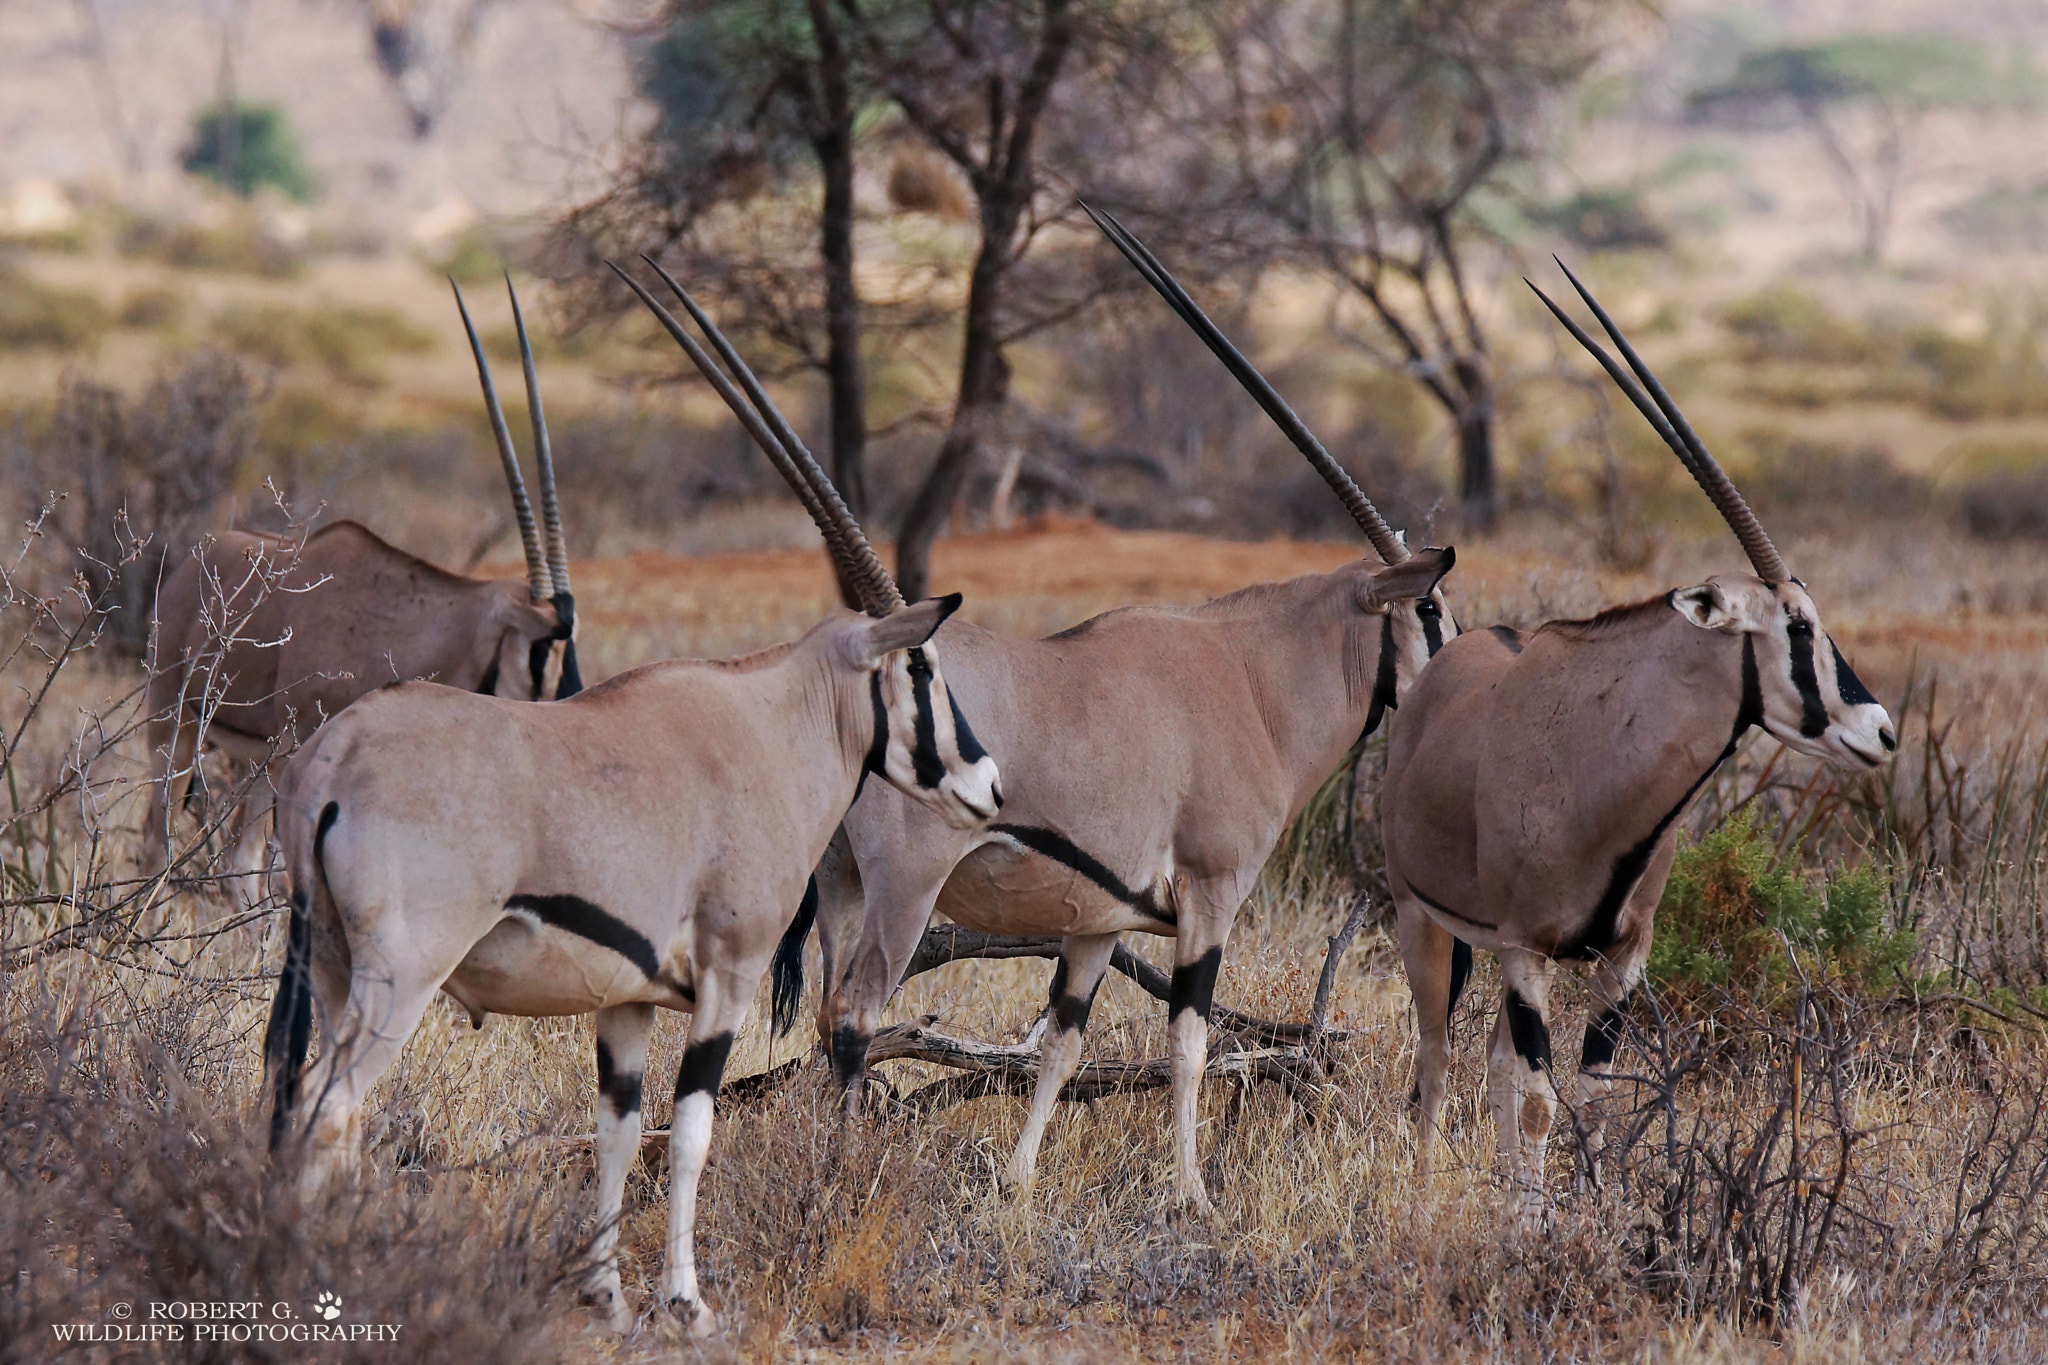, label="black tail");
[1447,937,1474,1030]
[770,876,818,1038]
[265,801,335,1155]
